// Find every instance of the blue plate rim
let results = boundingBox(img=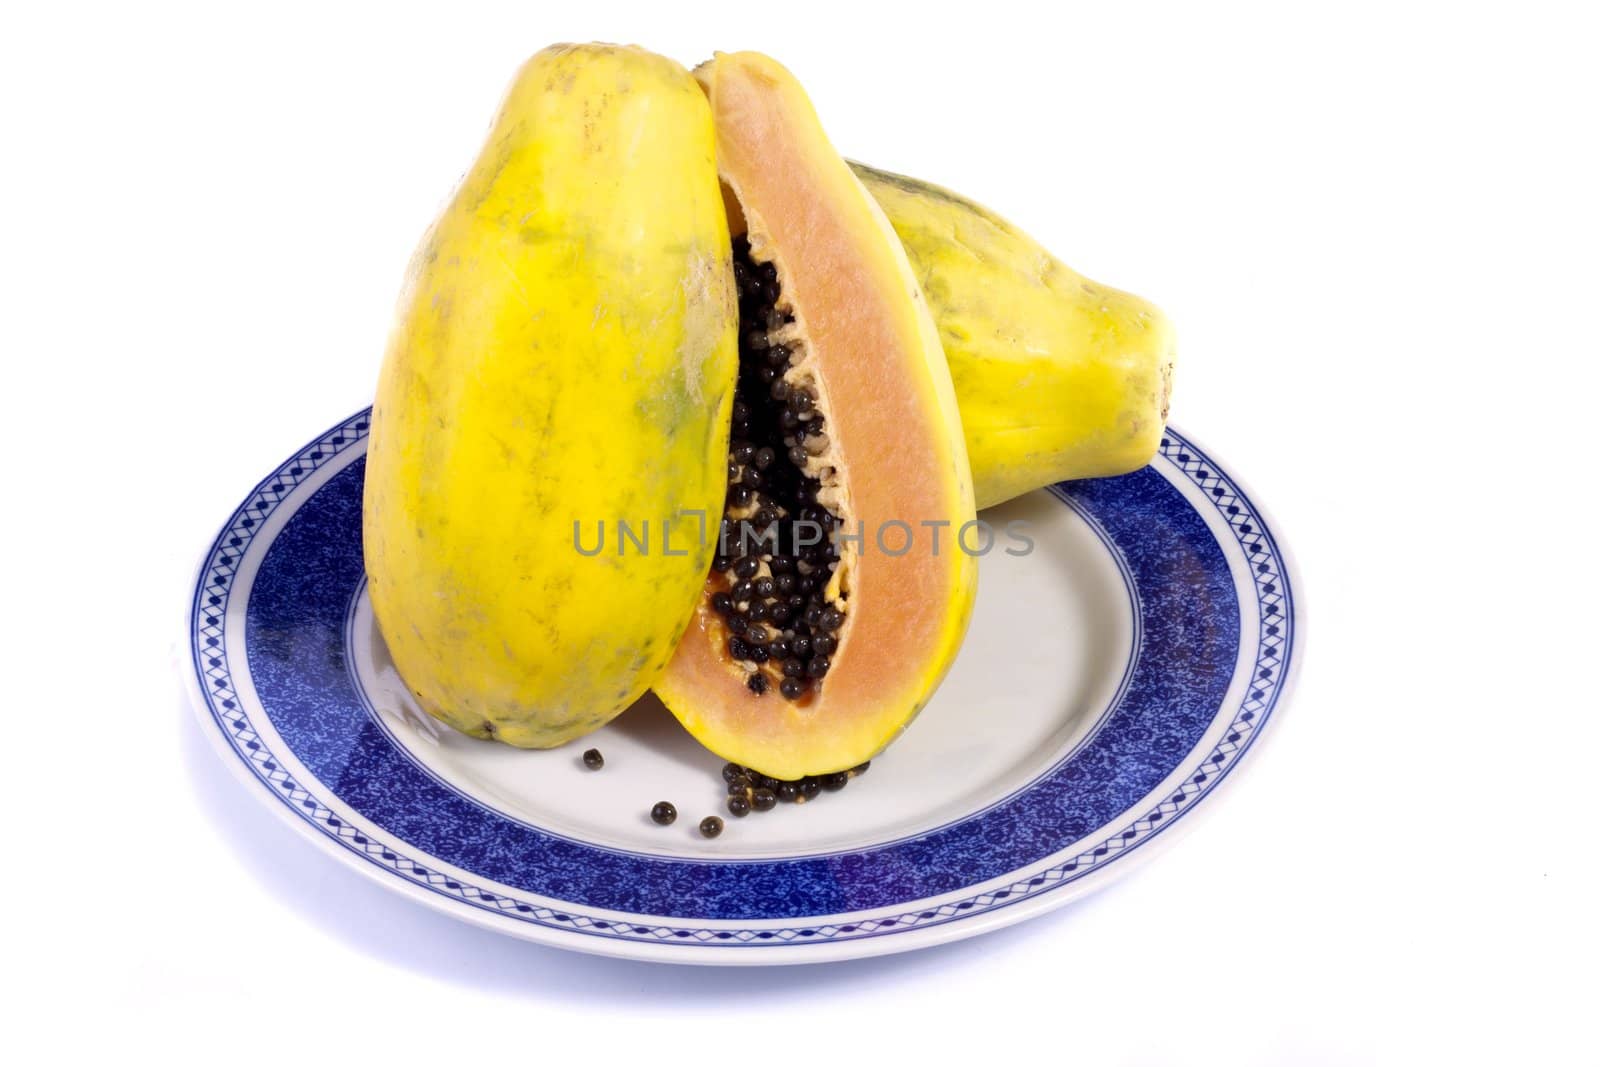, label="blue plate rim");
[182,409,1302,962]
